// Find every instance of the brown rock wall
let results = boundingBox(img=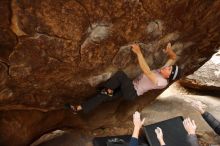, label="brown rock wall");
[0,0,220,145]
